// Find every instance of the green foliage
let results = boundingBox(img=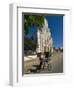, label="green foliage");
[24,15,44,34]
[24,37,37,51]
